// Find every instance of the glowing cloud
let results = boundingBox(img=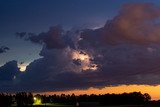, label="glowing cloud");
[18,63,29,72]
[72,50,98,71]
